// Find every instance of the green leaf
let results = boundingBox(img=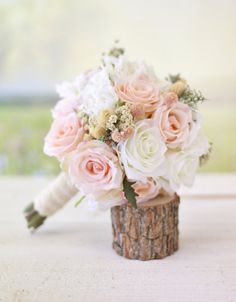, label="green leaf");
[165,73,182,83]
[123,177,138,208]
[108,47,125,58]
[75,195,86,207]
